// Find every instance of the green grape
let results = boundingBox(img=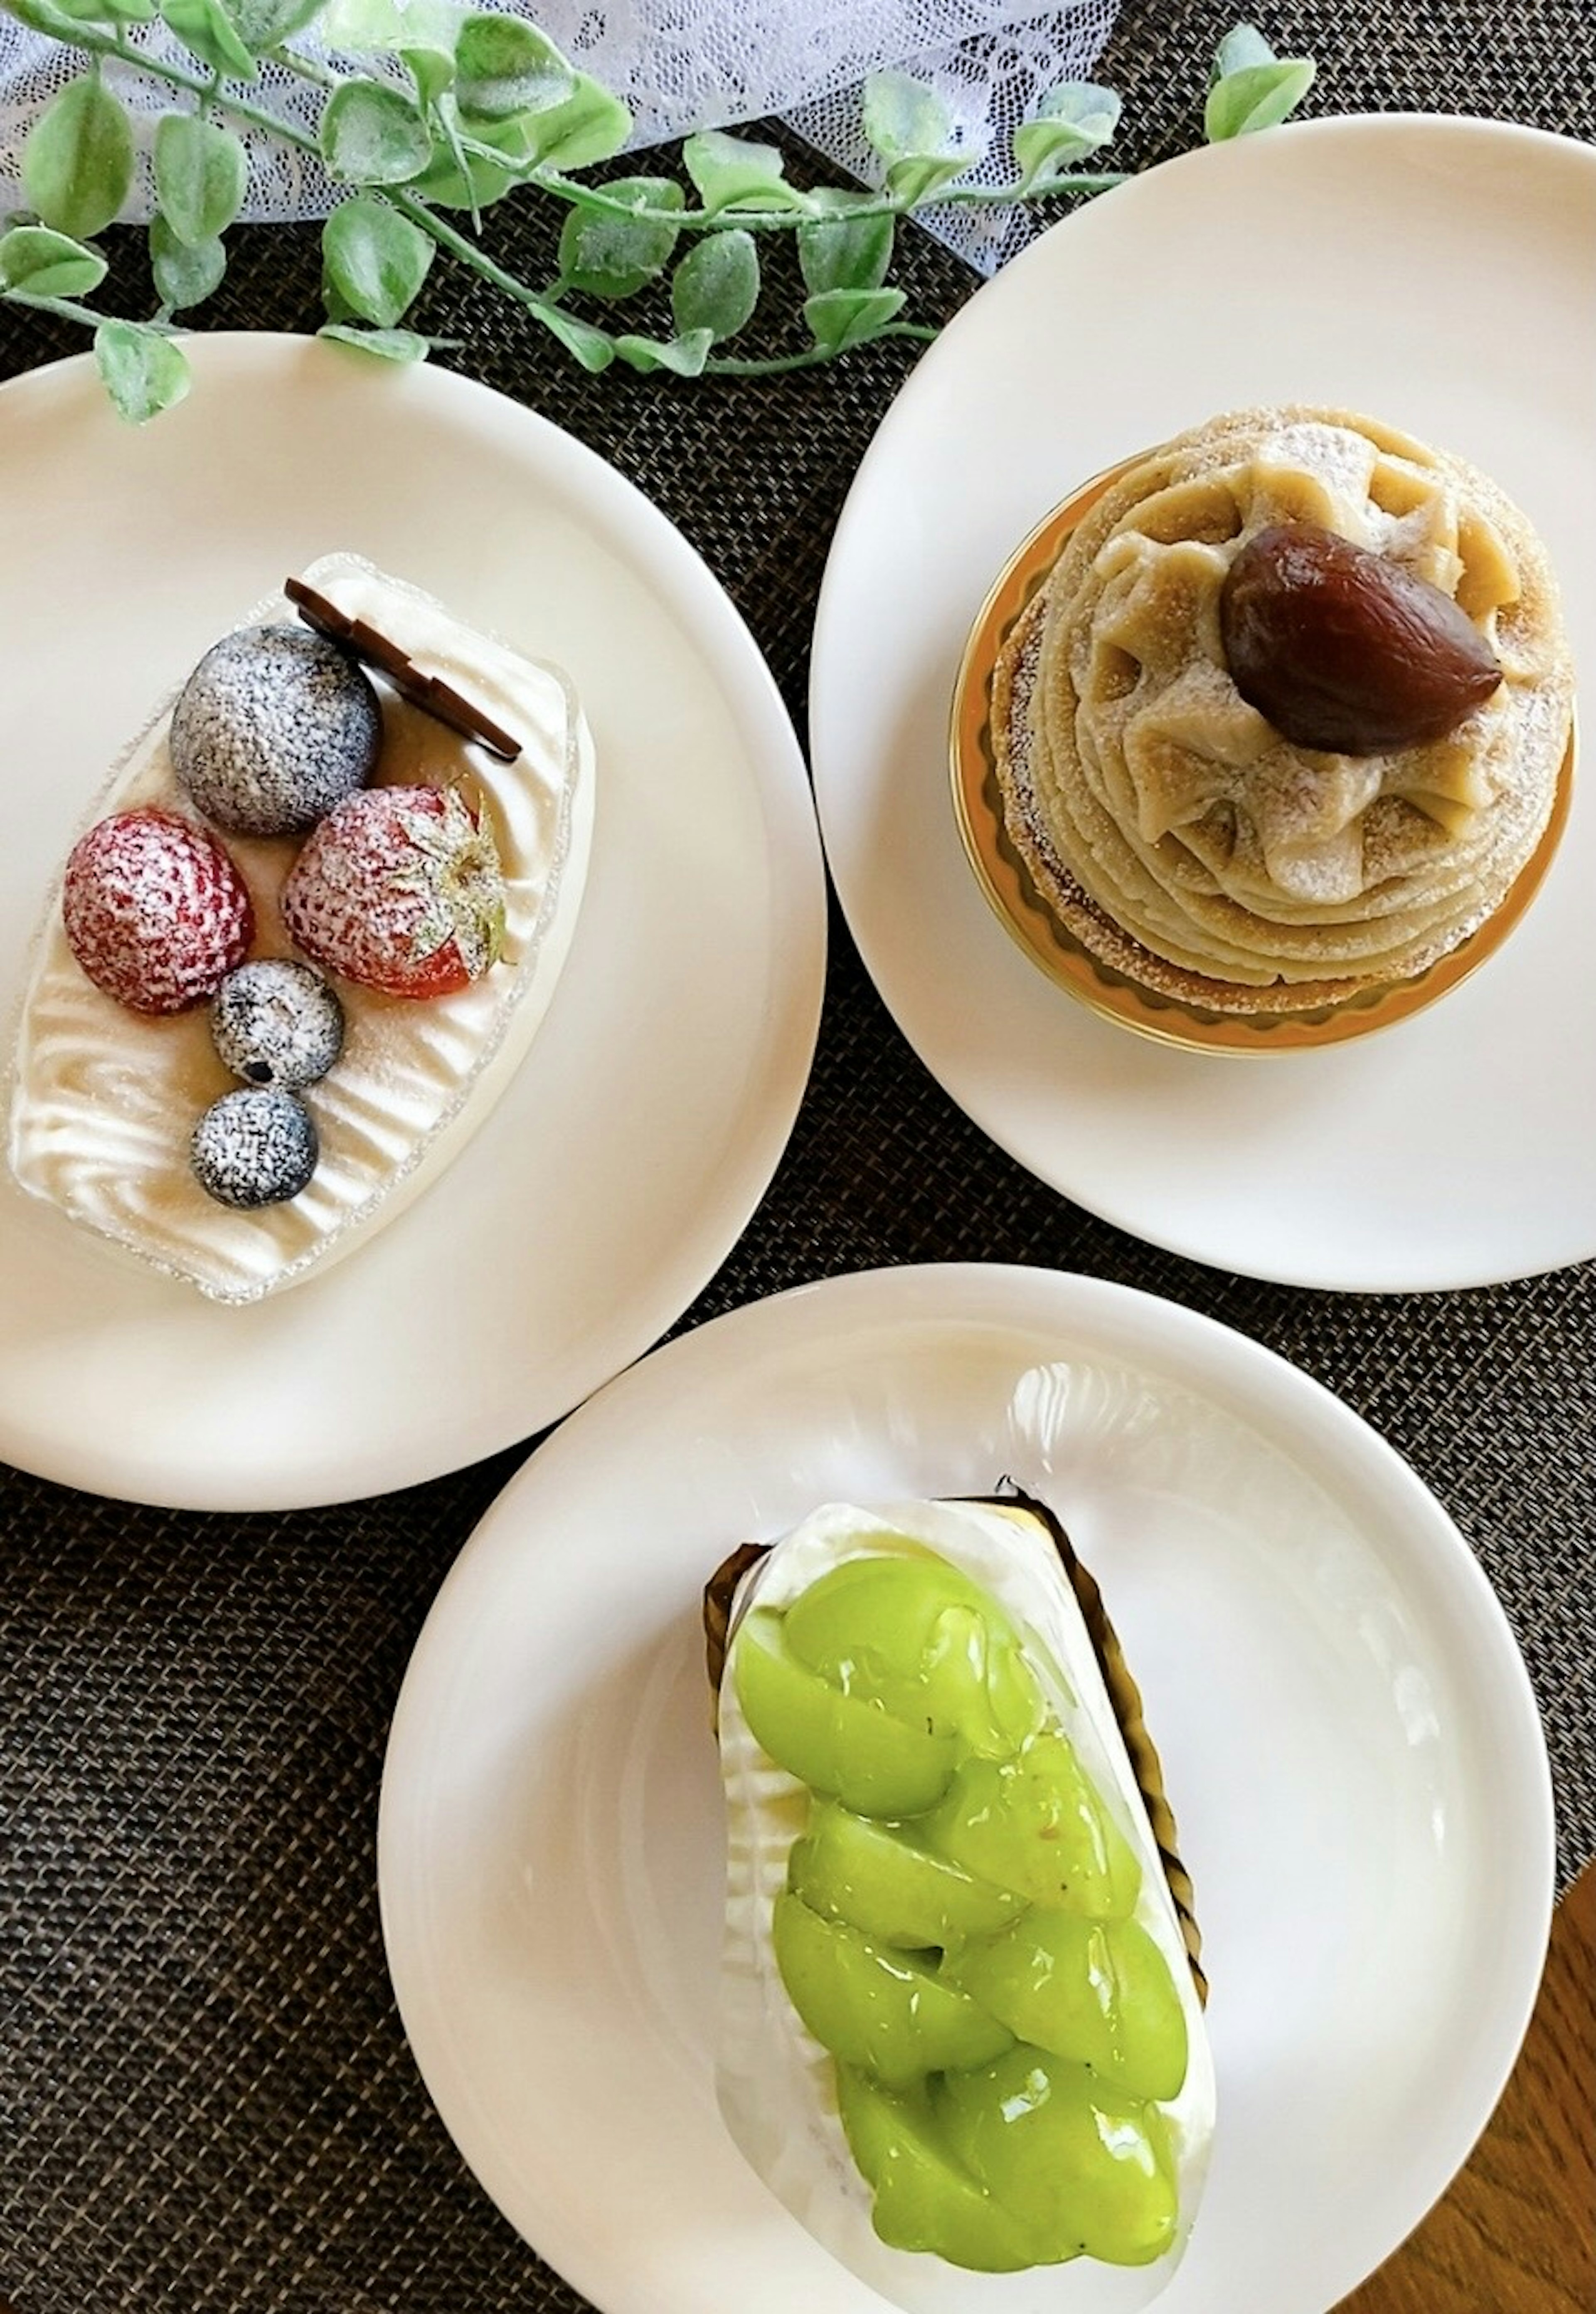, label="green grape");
[835,2066,1054,2273]
[781,1552,1043,1759]
[923,1731,1142,1917]
[789,1801,1029,1951]
[935,2046,1180,2267]
[771,1890,1014,2087]
[732,1608,957,1816]
[946,1914,1188,2100]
